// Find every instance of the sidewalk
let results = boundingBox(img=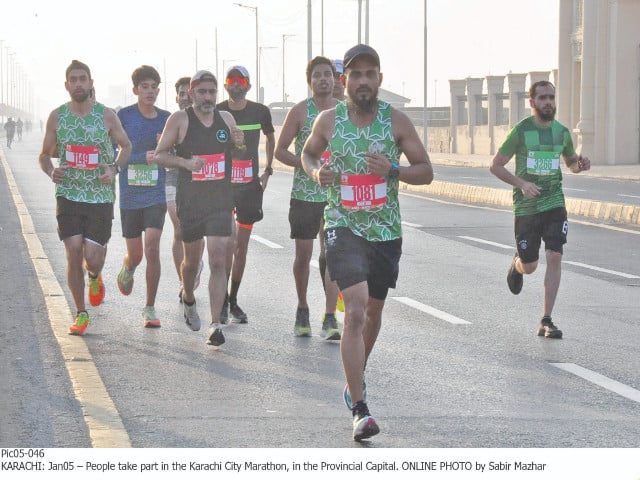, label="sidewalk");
[429,152,640,181]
